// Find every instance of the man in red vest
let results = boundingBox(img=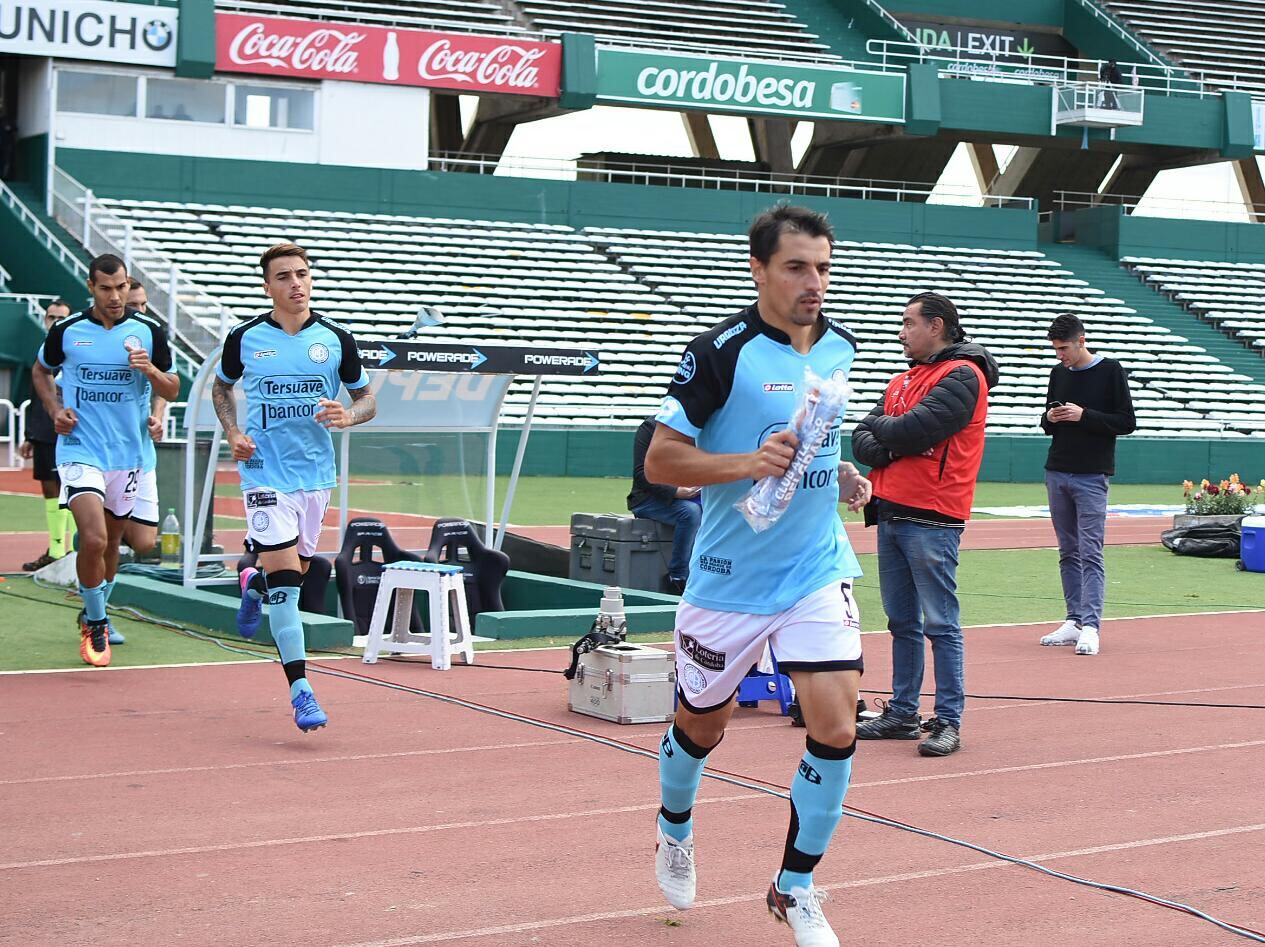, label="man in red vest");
[850,292,998,757]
